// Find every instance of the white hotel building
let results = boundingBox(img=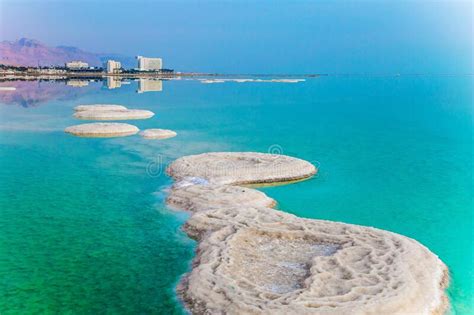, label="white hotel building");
[65,61,89,69]
[137,56,162,71]
[106,60,122,74]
